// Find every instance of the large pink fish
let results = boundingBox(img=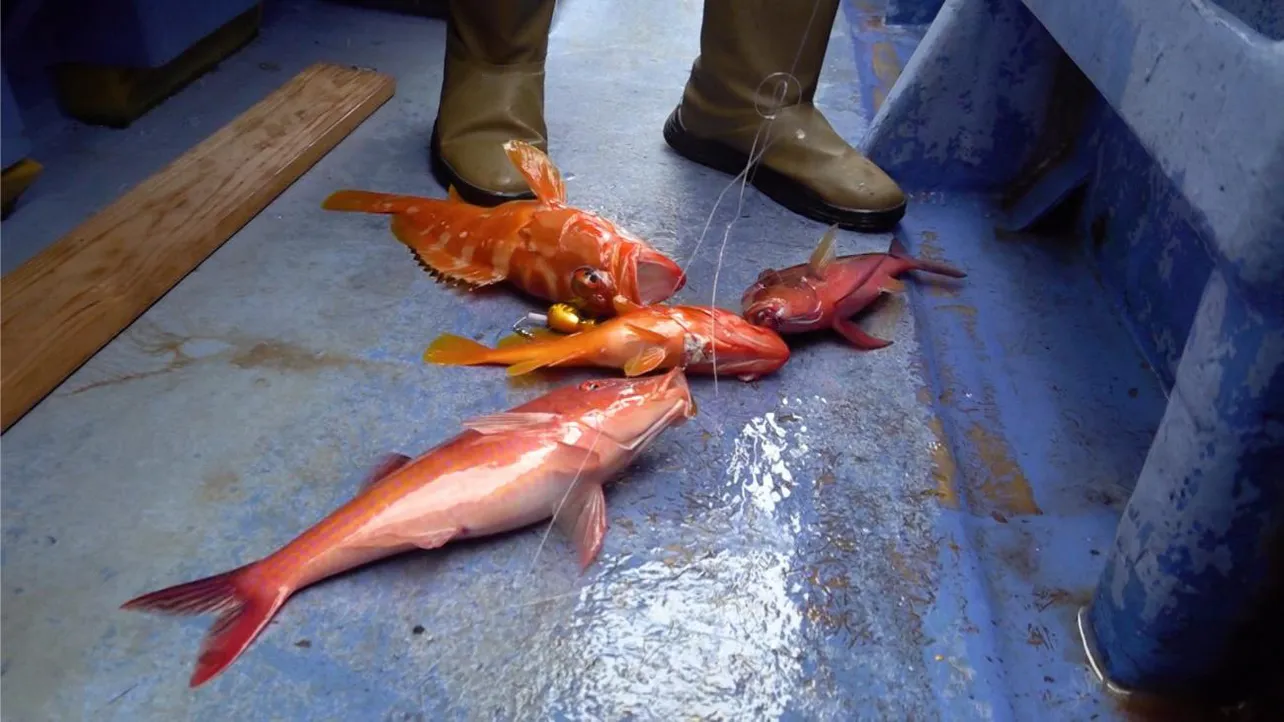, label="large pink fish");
[121,369,697,687]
